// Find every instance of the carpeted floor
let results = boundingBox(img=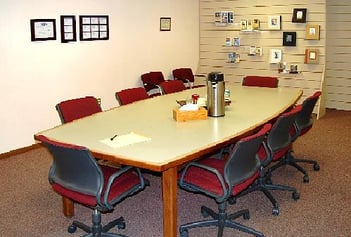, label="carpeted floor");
[0,109,350,237]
